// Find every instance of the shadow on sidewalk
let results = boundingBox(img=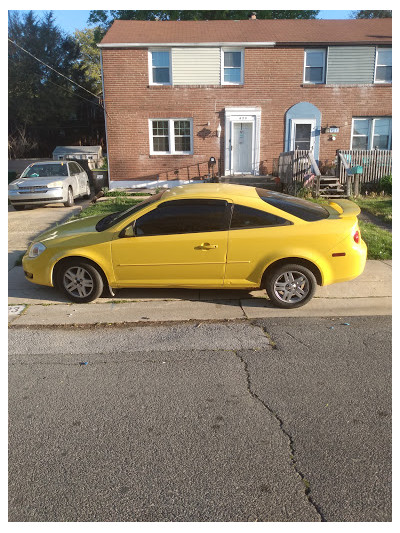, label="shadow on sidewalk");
[8,264,268,306]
